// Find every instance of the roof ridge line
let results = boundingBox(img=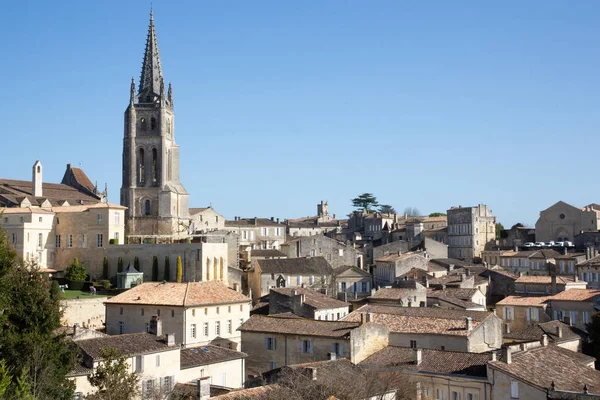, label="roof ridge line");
[183,282,191,307]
